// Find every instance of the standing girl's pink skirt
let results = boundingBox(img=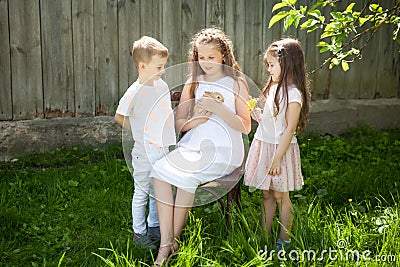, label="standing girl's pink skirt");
[244,139,303,192]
